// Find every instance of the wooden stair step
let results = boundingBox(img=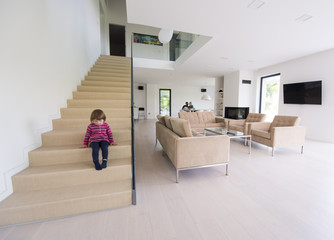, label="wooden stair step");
[77,85,131,93]
[67,99,131,108]
[92,64,130,70]
[85,75,130,82]
[81,80,131,88]
[94,61,131,67]
[90,67,131,73]
[42,129,131,146]
[87,71,130,78]
[29,142,131,166]
[95,58,131,64]
[12,159,132,192]
[60,107,131,118]
[98,55,131,62]
[52,118,131,130]
[90,67,131,74]
[95,58,131,65]
[0,180,132,226]
[72,91,131,100]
